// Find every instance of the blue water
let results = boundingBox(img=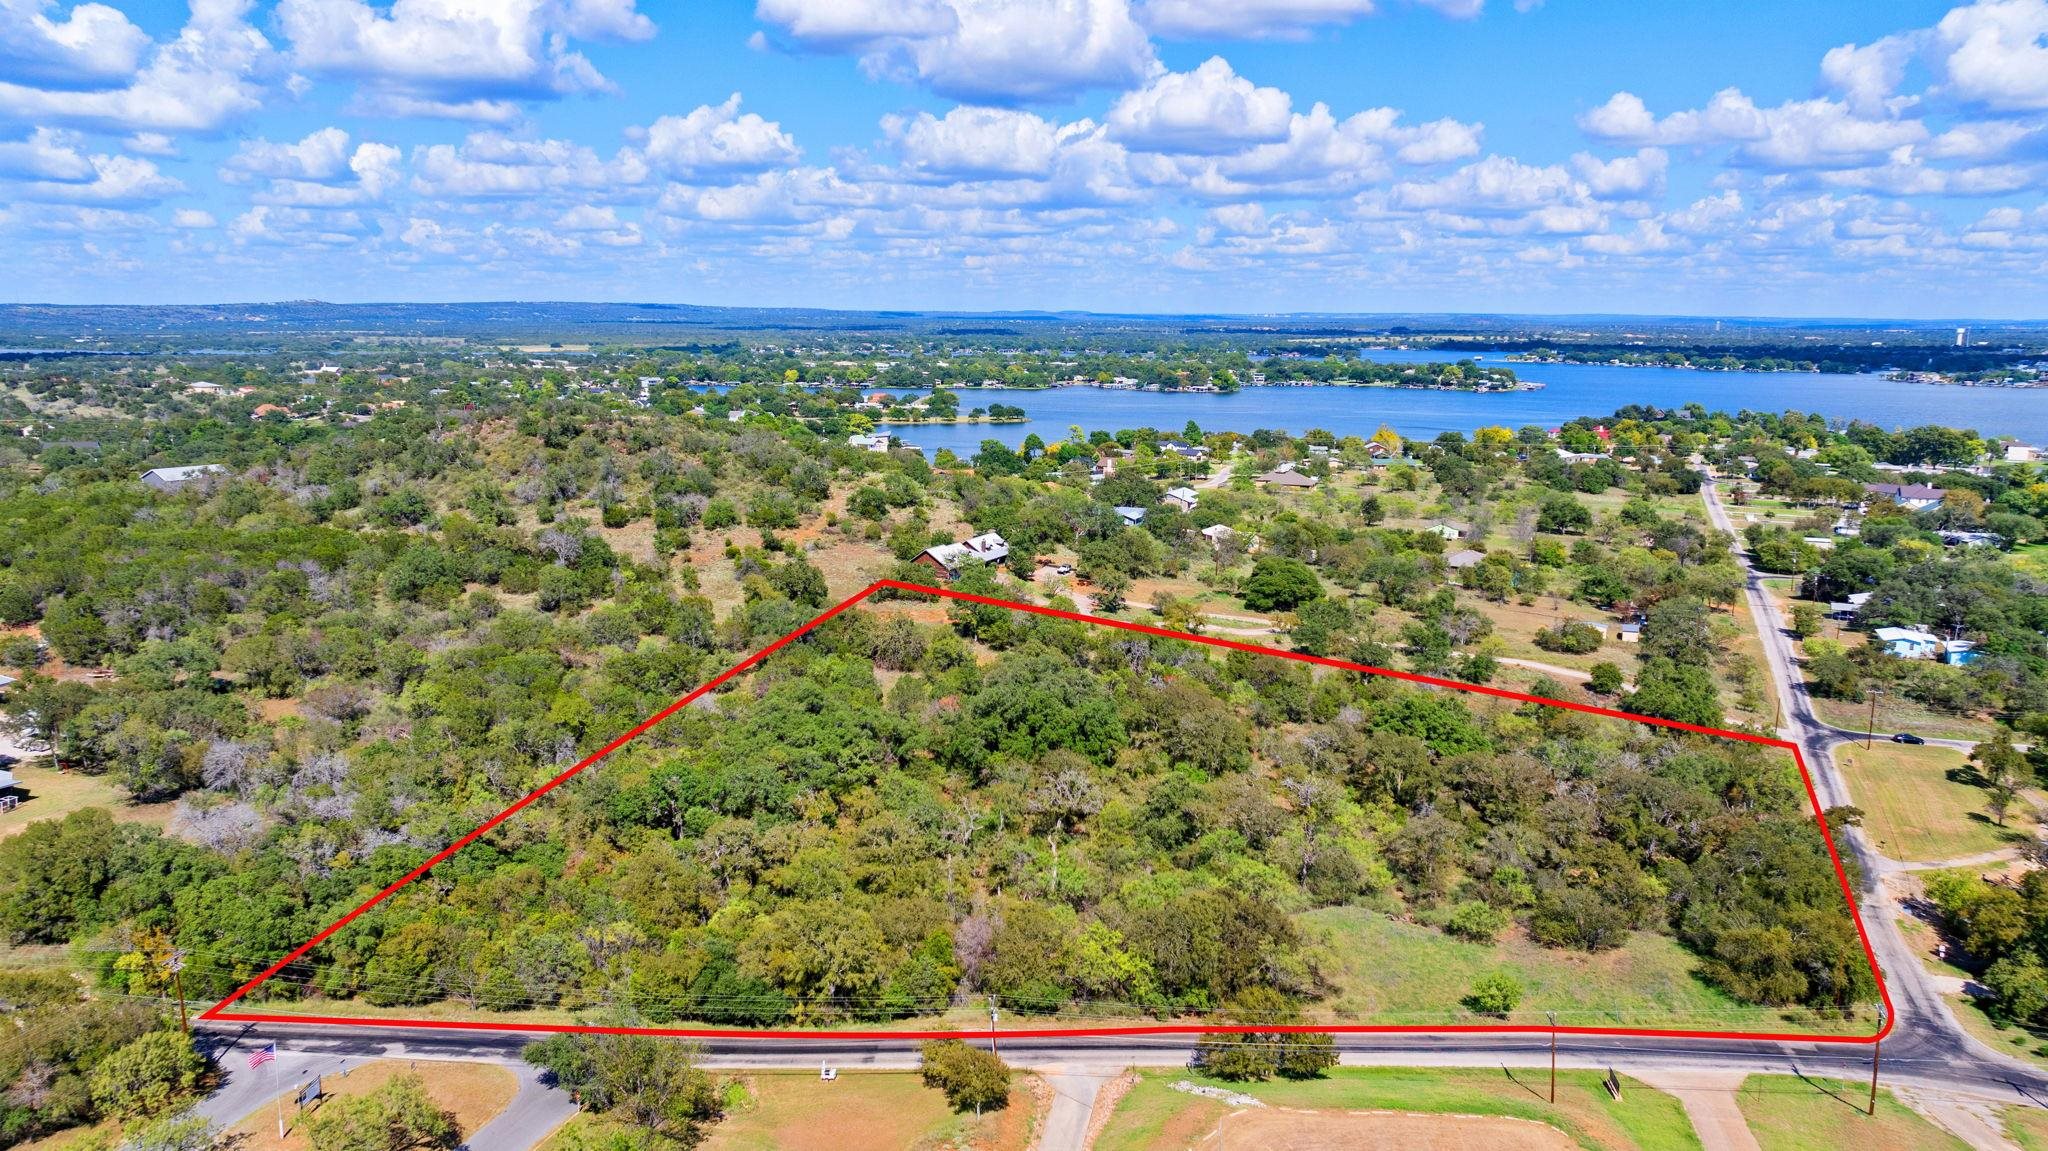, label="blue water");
[704,350,2048,454]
